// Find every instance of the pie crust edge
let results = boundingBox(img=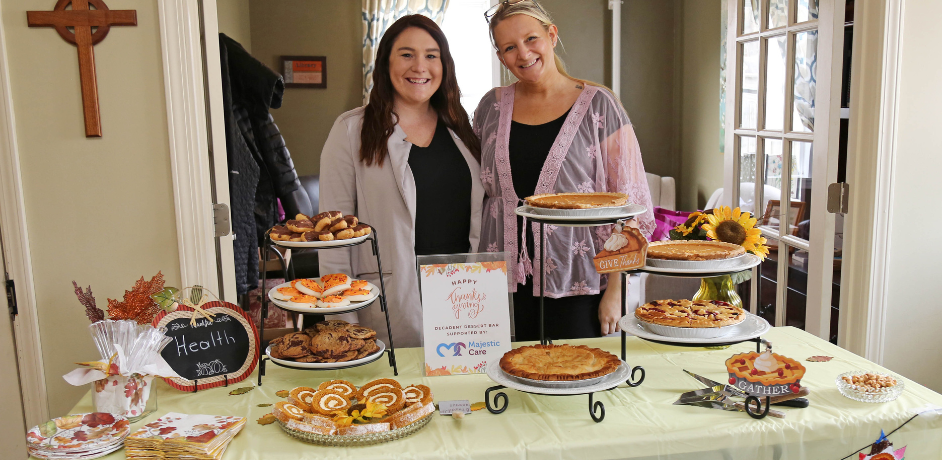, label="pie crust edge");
[499,344,621,381]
